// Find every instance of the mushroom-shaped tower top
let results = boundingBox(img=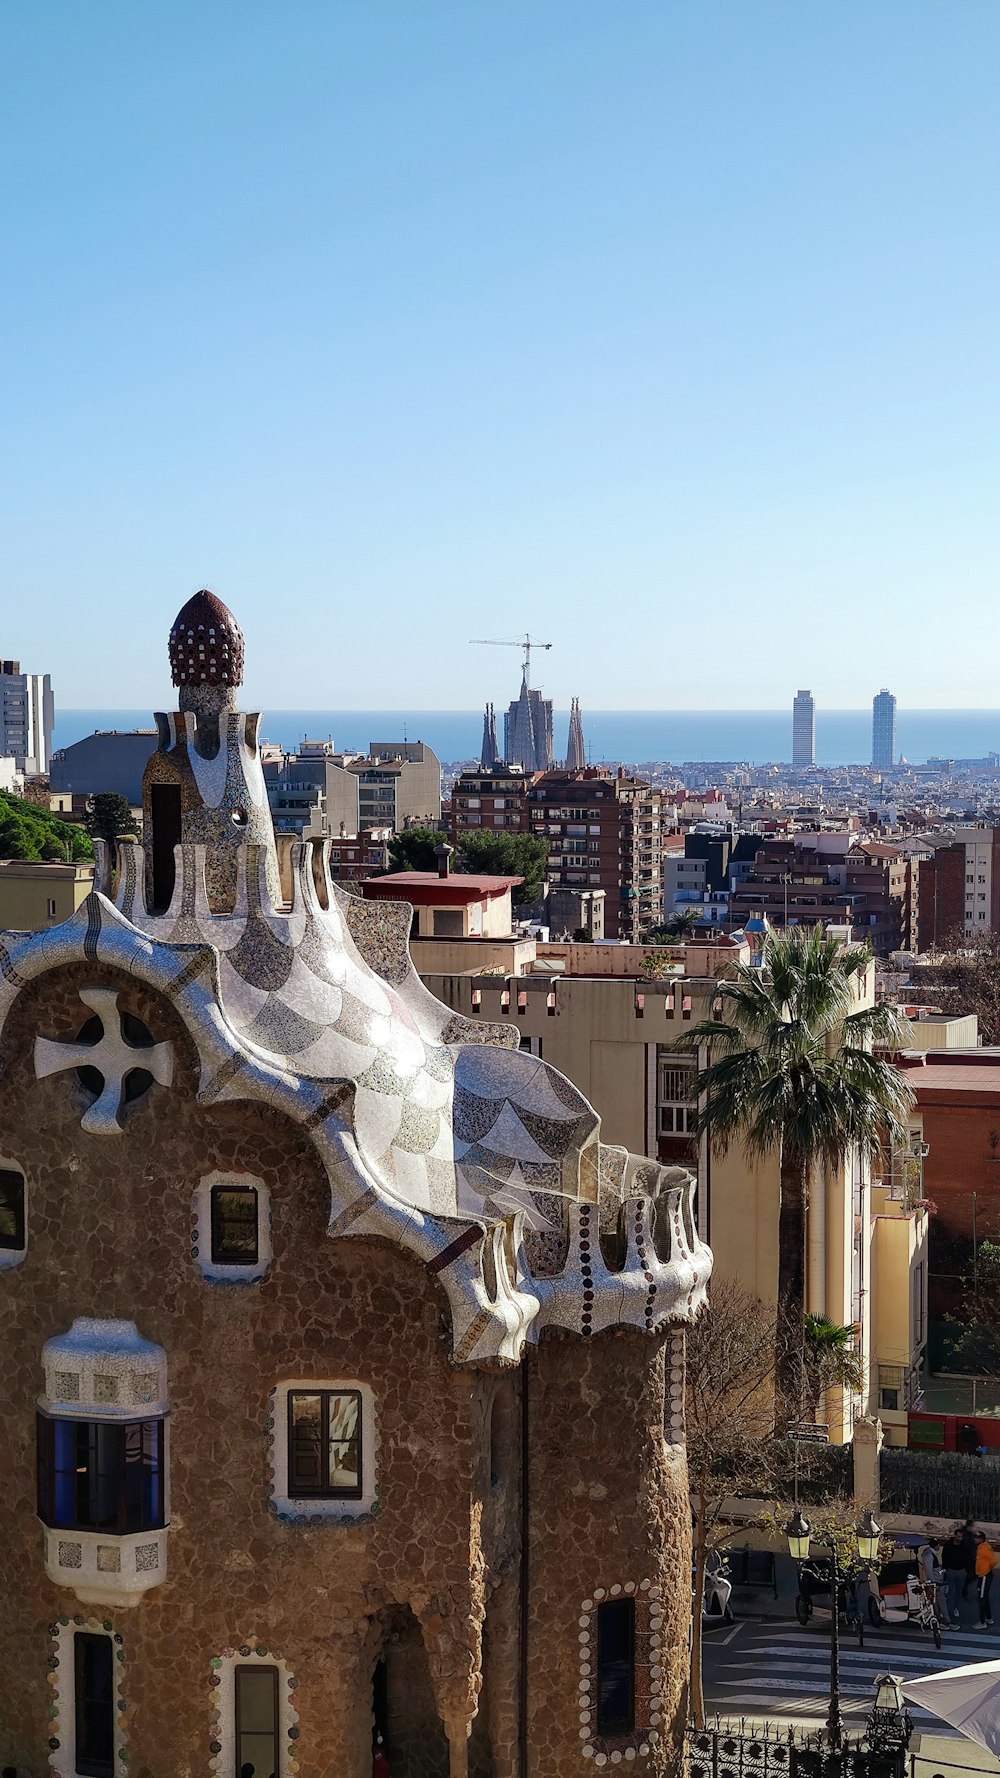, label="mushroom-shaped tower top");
[168,589,244,690]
